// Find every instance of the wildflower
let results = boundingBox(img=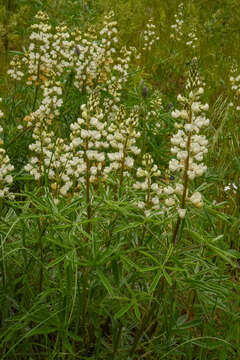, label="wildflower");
[178,208,186,218]
[142,19,159,51]
[167,58,209,215]
[170,3,184,41]
[0,101,15,199]
[133,153,163,214]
